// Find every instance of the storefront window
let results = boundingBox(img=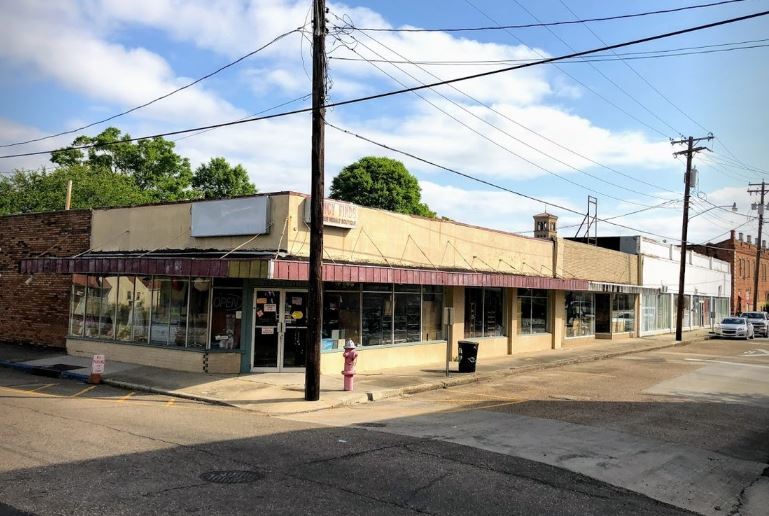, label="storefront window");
[566,291,594,337]
[323,290,360,348]
[115,277,134,341]
[421,286,444,341]
[188,279,210,349]
[362,291,392,346]
[210,287,242,349]
[611,293,635,333]
[518,288,549,335]
[69,275,87,336]
[394,292,421,344]
[692,295,703,327]
[150,278,188,346]
[656,294,671,331]
[641,294,656,333]
[133,277,151,343]
[464,287,504,338]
